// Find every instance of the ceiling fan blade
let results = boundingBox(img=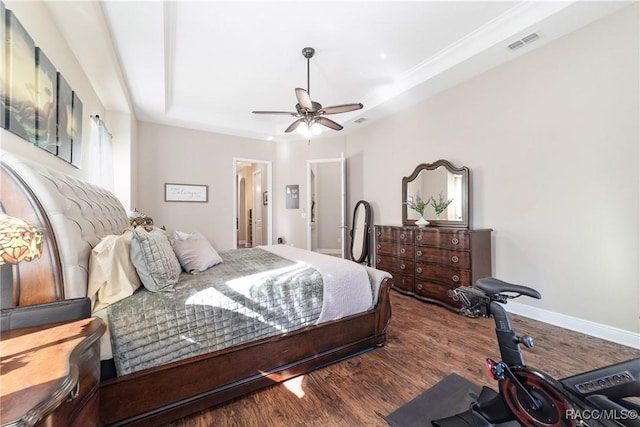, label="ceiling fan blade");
[321,103,364,115]
[285,118,306,133]
[295,88,313,111]
[252,110,297,116]
[316,116,343,131]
